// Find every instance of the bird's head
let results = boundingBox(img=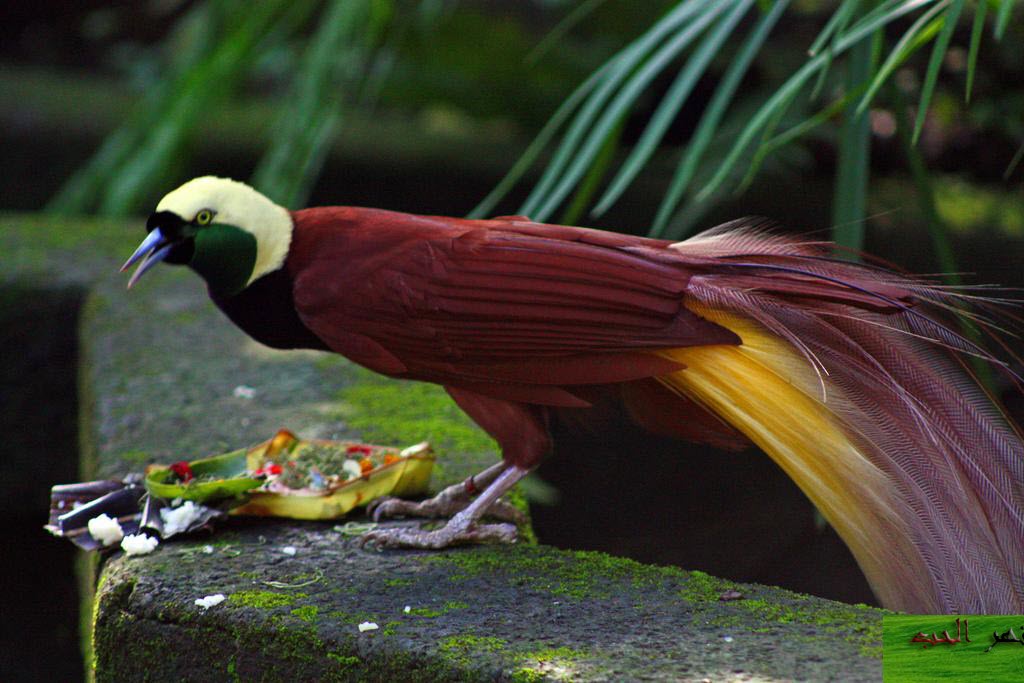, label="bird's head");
[122,176,292,296]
